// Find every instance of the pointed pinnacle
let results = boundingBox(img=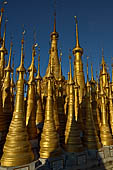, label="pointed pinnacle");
[74,16,80,48]
[54,11,56,32]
